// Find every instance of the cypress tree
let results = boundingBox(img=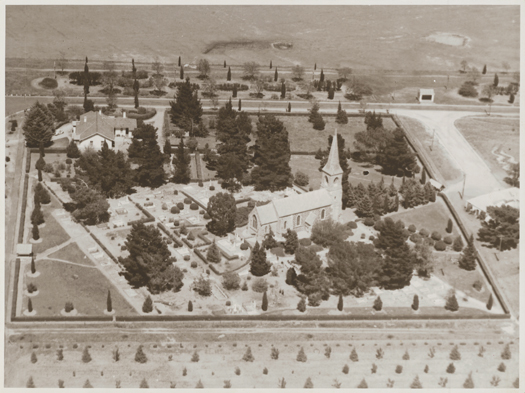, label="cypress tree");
[486,293,493,310]
[178,56,181,67]
[39,142,45,158]
[509,93,515,104]
[493,73,499,87]
[314,63,317,71]
[412,294,419,311]
[281,81,286,98]
[38,169,42,182]
[232,84,237,98]
[288,102,291,112]
[274,67,278,82]
[32,223,40,240]
[320,69,325,82]
[107,290,112,312]
[337,294,343,311]
[163,139,172,155]
[458,235,477,270]
[31,258,36,274]
[270,60,272,69]
[446,218,453,233]
[188,300,193,312]
[180,66,184,80]
[262,291,268,311]
[132,58,136,79]
[133,79,140,109]
[224,60,226,68]
[482,64,487,74]
[171,137,190,184]
[227,66,231,81]
[421,169,426,184]
[28,297,33,312]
